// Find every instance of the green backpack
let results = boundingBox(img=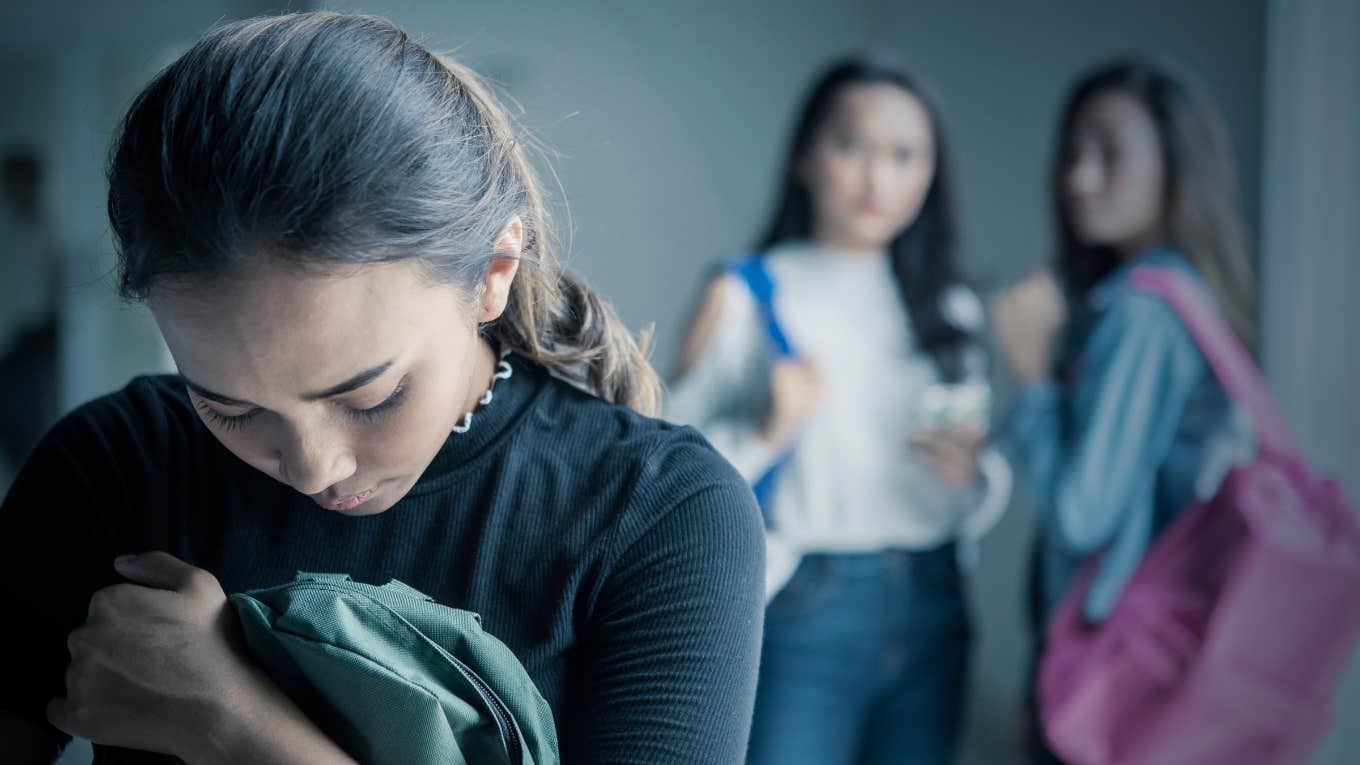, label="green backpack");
[229,573,559,765]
